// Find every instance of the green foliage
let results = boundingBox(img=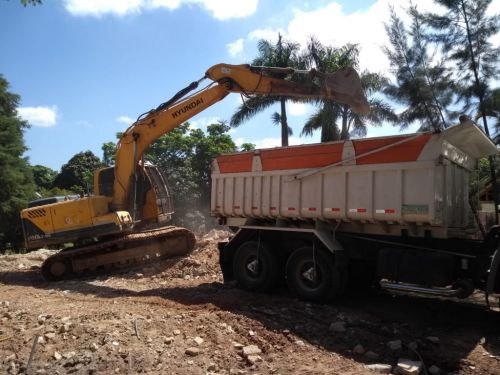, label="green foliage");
[301,39,396,141]
[101,141,116,167]
[421,0,499,136]
[0,75,35,250]
[53,151,103,195]
[20,0,42,5]
[143,121,236,231]
[31,164,56,191]
[383,5,455,131]
[240,142,256,151]
[230,33,300,146]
